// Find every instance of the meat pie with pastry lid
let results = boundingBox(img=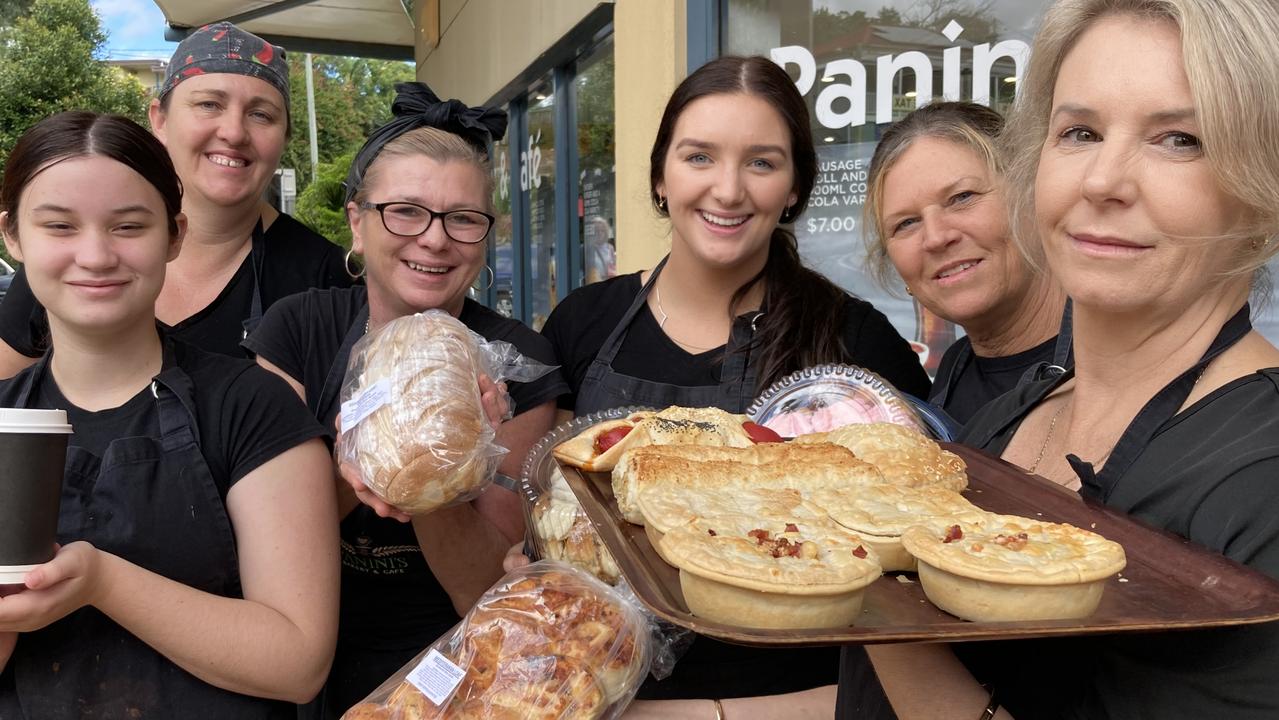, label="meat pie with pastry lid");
[901,513,1126,622]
